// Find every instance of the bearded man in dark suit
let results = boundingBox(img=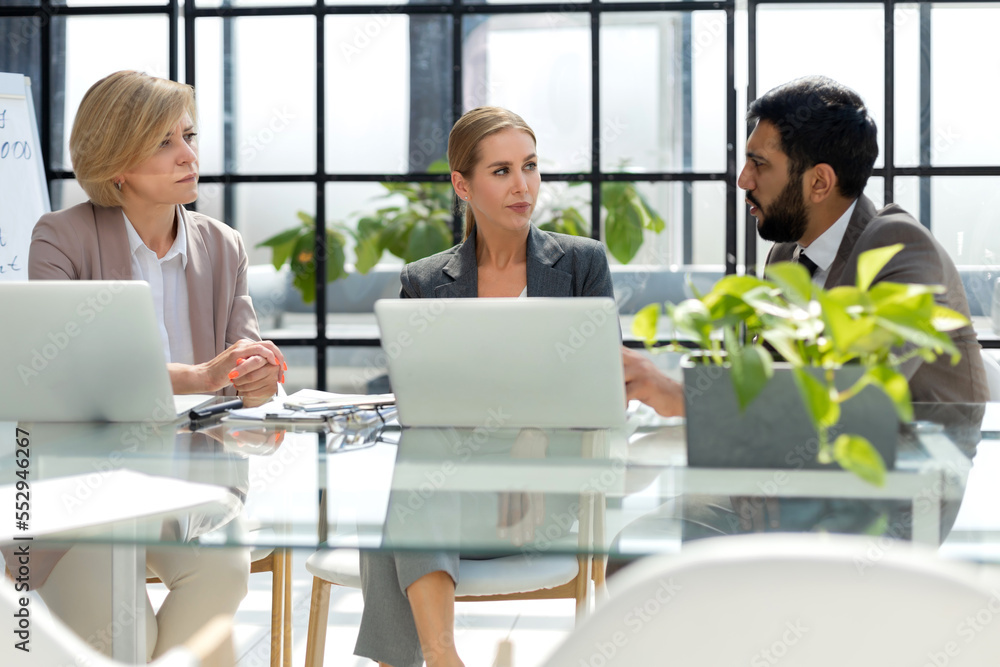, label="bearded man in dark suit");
[625,76,987,412]
[742,75,987,403]
[617,76,989,543]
